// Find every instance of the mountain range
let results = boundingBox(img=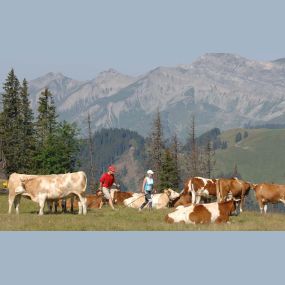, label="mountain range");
[28,53,285,139]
